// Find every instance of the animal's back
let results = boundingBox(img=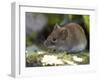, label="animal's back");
[64,23,87,52]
